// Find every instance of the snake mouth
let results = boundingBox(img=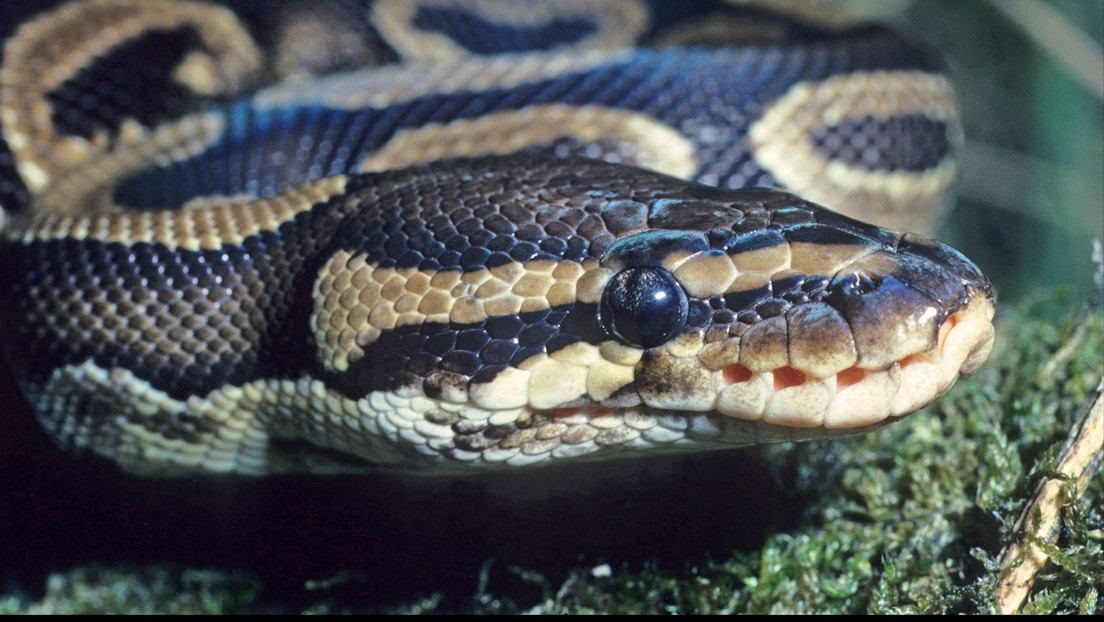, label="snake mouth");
[543,288,994,437]
[519,296,993,464]
[704,288,995,429]
[496,291,996,474]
